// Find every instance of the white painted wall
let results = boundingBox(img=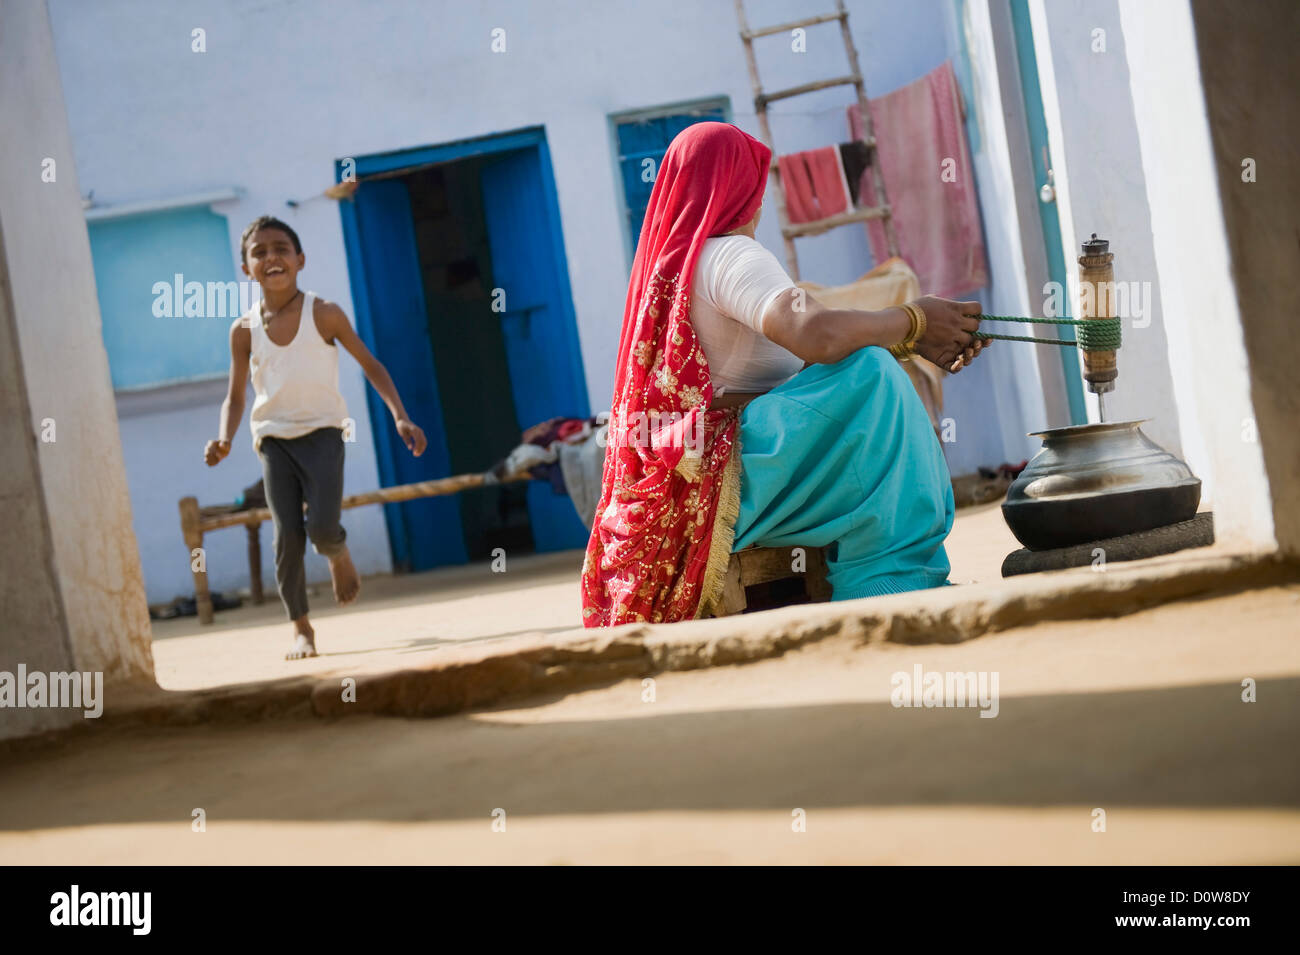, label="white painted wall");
[48,0,1033,601]
[938,0,1047,475]
[1117,0,1274,548]
[1028,0,1184,454]
[984,0,1074,429]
